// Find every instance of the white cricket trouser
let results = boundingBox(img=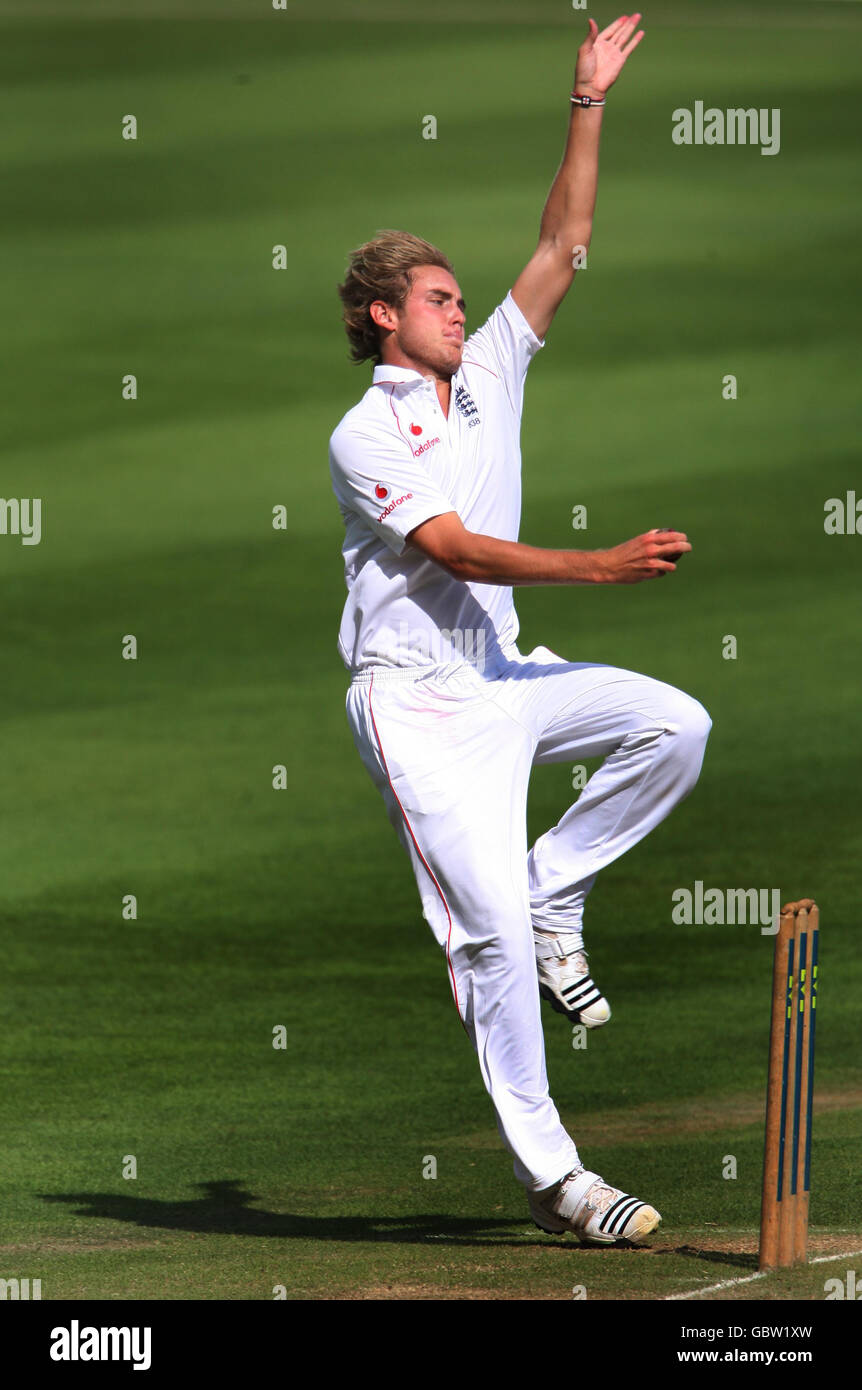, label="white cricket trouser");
[345,644,711,1191]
